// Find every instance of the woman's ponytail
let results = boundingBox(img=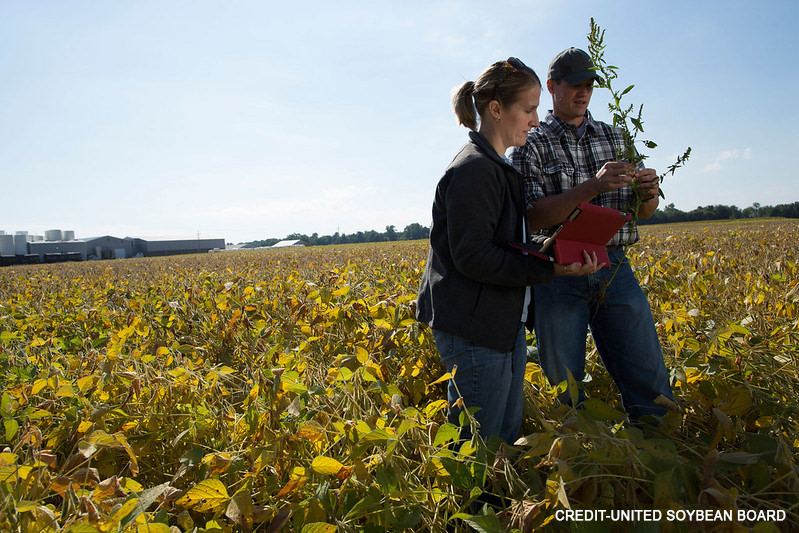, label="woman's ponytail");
[451,80,478,131]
